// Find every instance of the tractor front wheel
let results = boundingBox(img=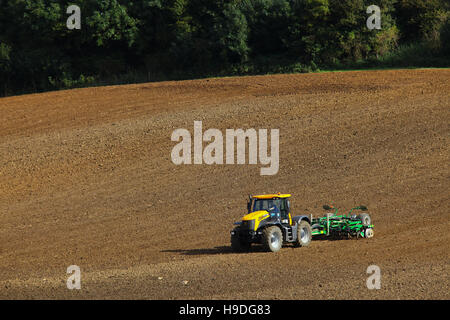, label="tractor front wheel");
[231,228,251,252]
[262,226,283,252]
